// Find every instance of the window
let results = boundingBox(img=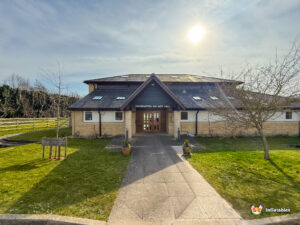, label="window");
[181,112,188,120]
[93,96,102,100]
[115,112,123,120]
[116,96,125,100]
[210,96,218,100]
[85,112,92,121]
[286,112,292,119]
[193,96,202,101]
